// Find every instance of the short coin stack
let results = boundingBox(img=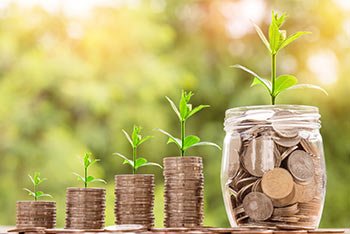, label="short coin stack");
[224,108,325,229]
[16,201,56,228]
[65,188,106,229]
[163,157,204,228]
[114,174,155,228]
